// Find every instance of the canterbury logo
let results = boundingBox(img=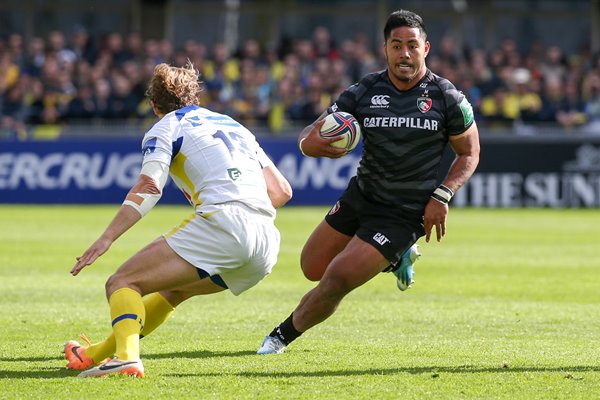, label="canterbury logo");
[370,95,390,108]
